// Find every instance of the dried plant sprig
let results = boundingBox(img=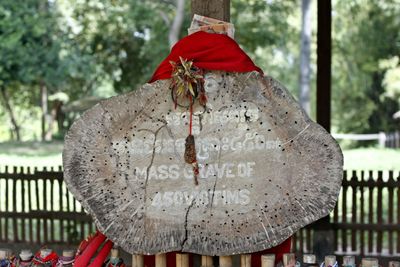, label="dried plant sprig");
[170,57,207,106]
